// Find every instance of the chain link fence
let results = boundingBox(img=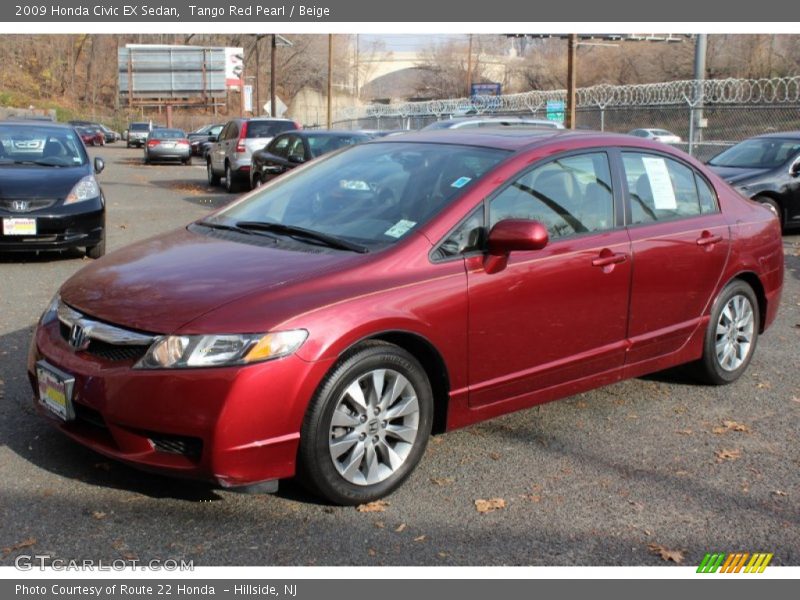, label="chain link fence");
[328,78,800,161]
